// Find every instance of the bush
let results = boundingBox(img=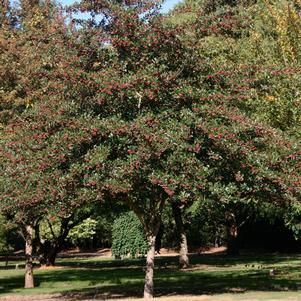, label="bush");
[68,218,98,249]
[111,212,148,259]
